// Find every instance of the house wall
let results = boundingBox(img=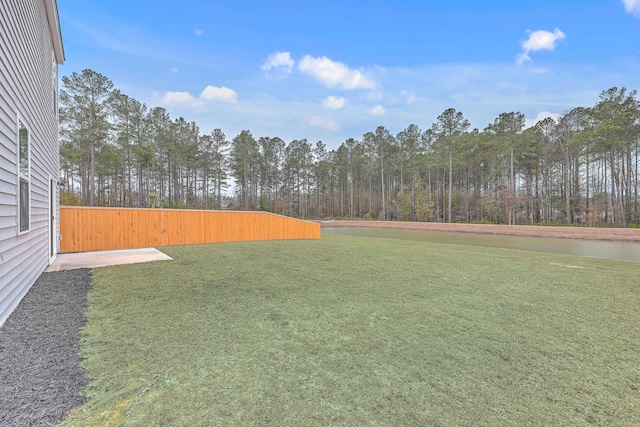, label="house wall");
[0,0,63,326]
[60,207,321,253]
